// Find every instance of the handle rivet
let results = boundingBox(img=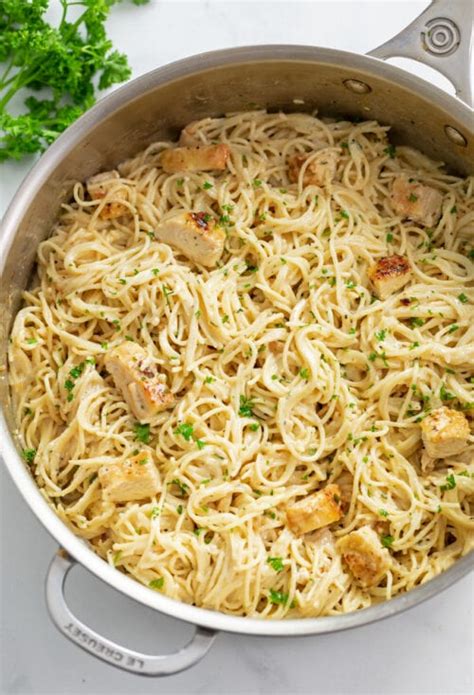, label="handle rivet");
[343,79,372,95]
[444,125,467,147]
